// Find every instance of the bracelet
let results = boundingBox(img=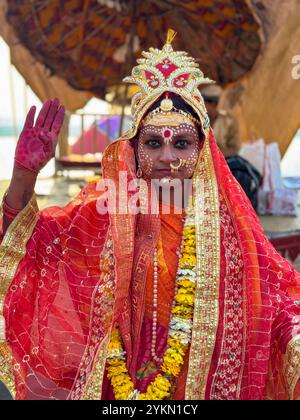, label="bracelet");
[14,158,39,175]
[2,208,17,220]
[2,192,22,220]
[2,198,20,215]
